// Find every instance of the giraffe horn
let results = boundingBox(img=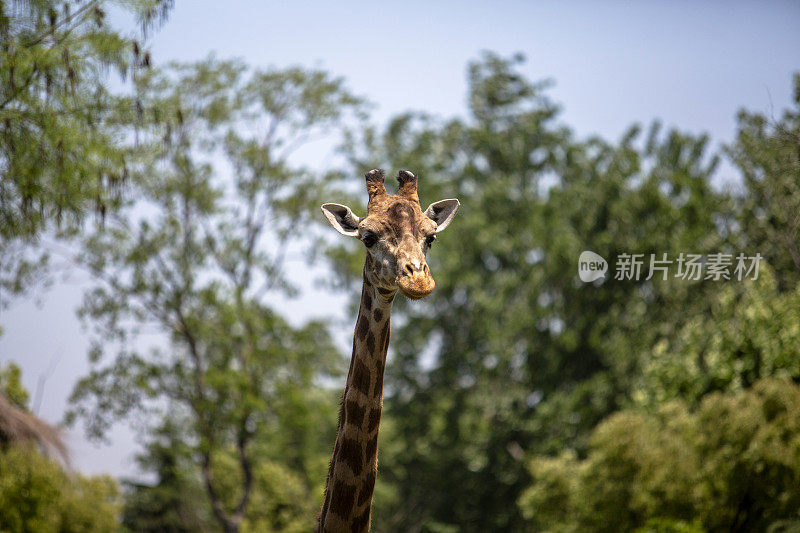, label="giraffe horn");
[396,170,419,203]
[365,169,387,204]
